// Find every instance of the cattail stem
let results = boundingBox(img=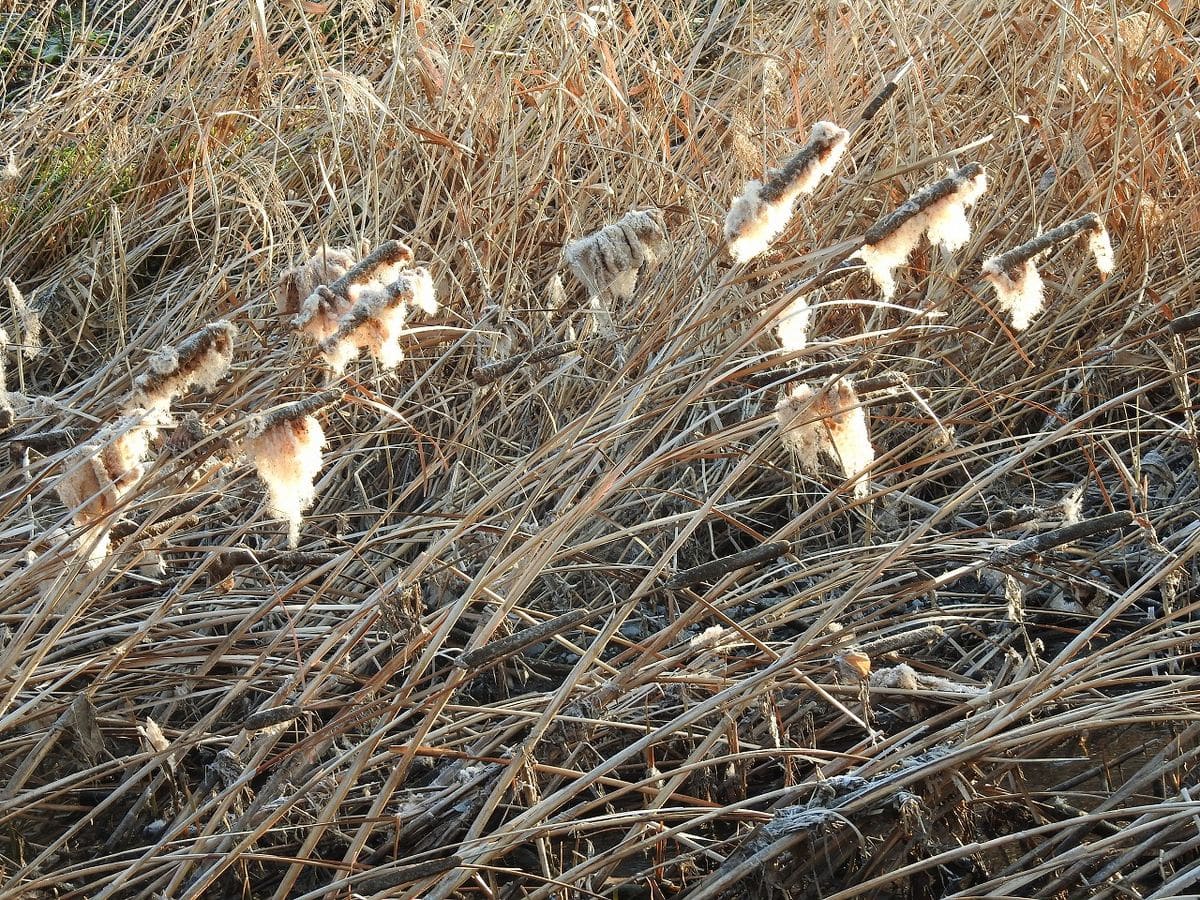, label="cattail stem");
[453,609,591,670]
[863,163,984,246]
[984,213,1103,278]
[664,541,793,591]
[987,511,1134,566]
[471,340,587,385]
[857,624,945,657]
[358,857,463,892]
